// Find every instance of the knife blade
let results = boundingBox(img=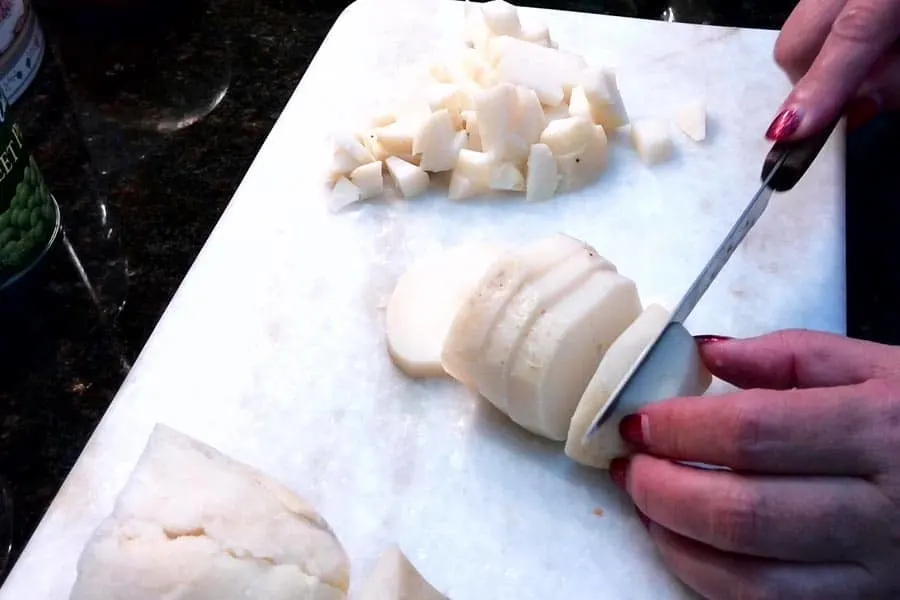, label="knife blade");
[584,120,841,441]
